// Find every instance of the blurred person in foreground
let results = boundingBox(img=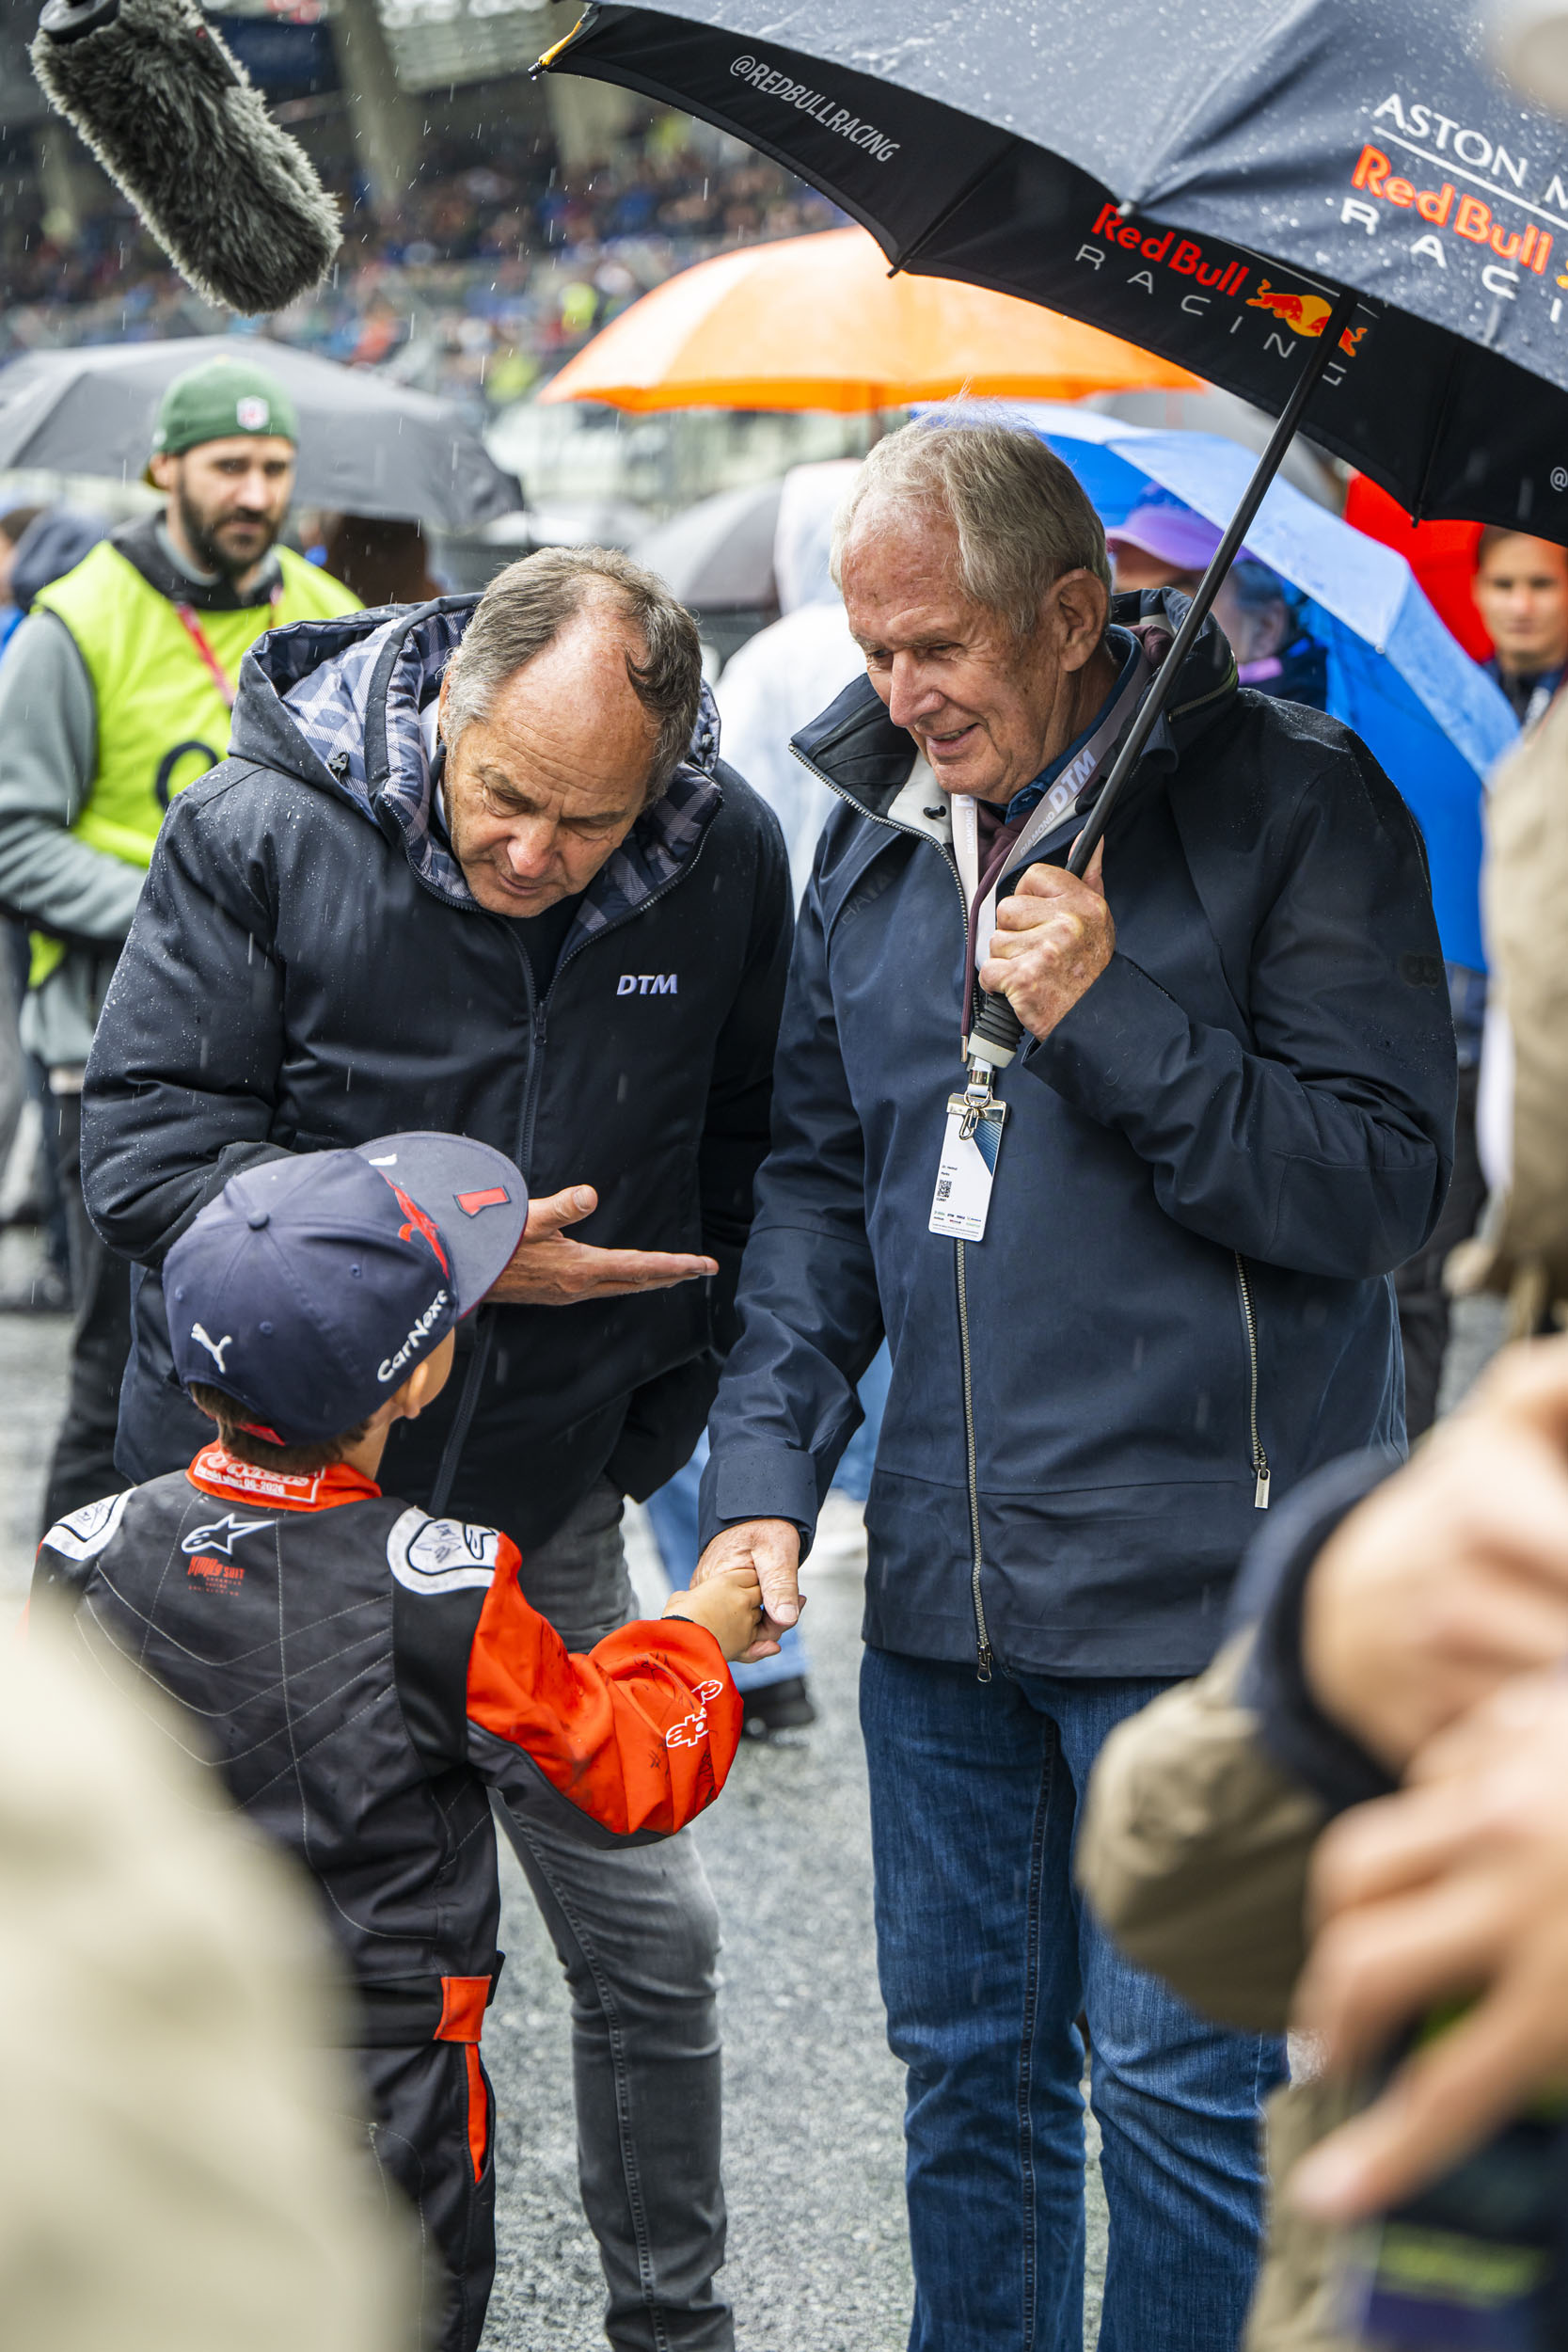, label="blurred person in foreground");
[7,1608,414,2352]
[1081,1334,1568,2350]
[79,544,793,2352]
[0,357,357,1530]
[1081,675,1568,2345]
[1472,527,1568,727]
[36,1136,752,2352]
[689,411,1454,2352]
